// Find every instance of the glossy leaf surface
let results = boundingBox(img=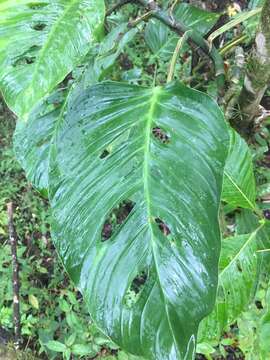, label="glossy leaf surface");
[0,0,105,118]
[144,3,219,59]
[49,81,229,359]
[198,230,260,342]
[222,130,256,209]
